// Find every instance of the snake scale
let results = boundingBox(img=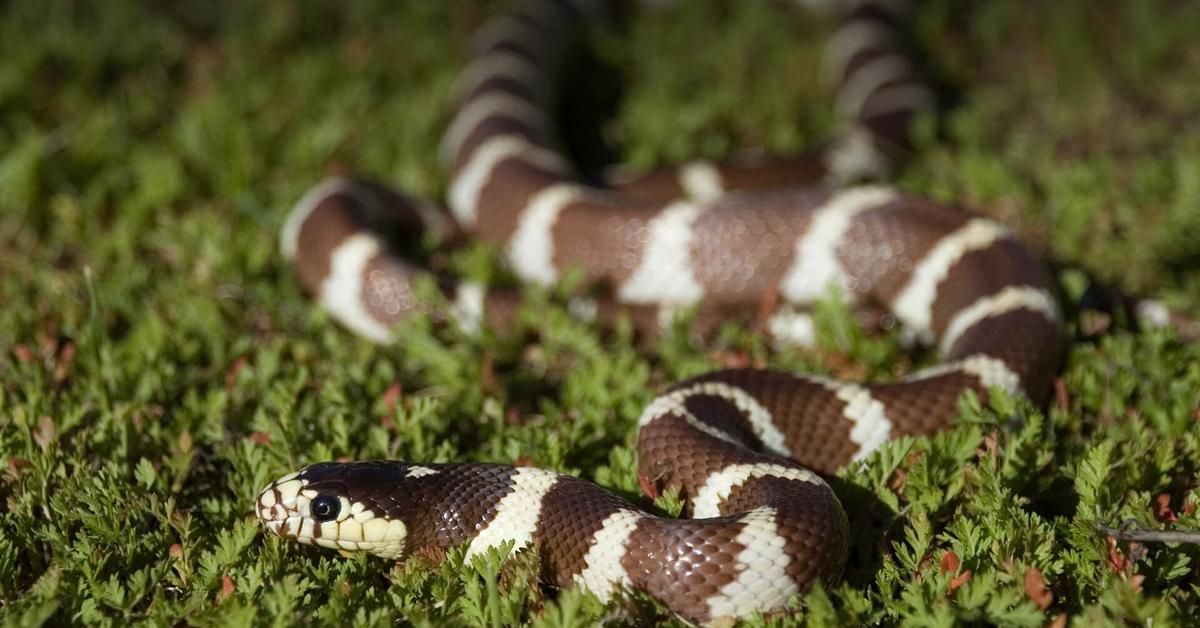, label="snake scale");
[256,0,1064,623]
